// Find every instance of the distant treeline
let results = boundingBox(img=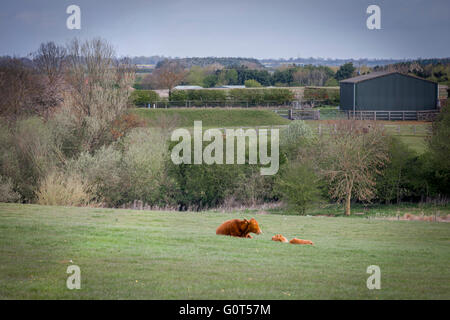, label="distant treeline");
[127,55,415,68]
[177,64,342,88]
[162,57,264,69]
[260,57,411,68]
[374,58,450,85]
